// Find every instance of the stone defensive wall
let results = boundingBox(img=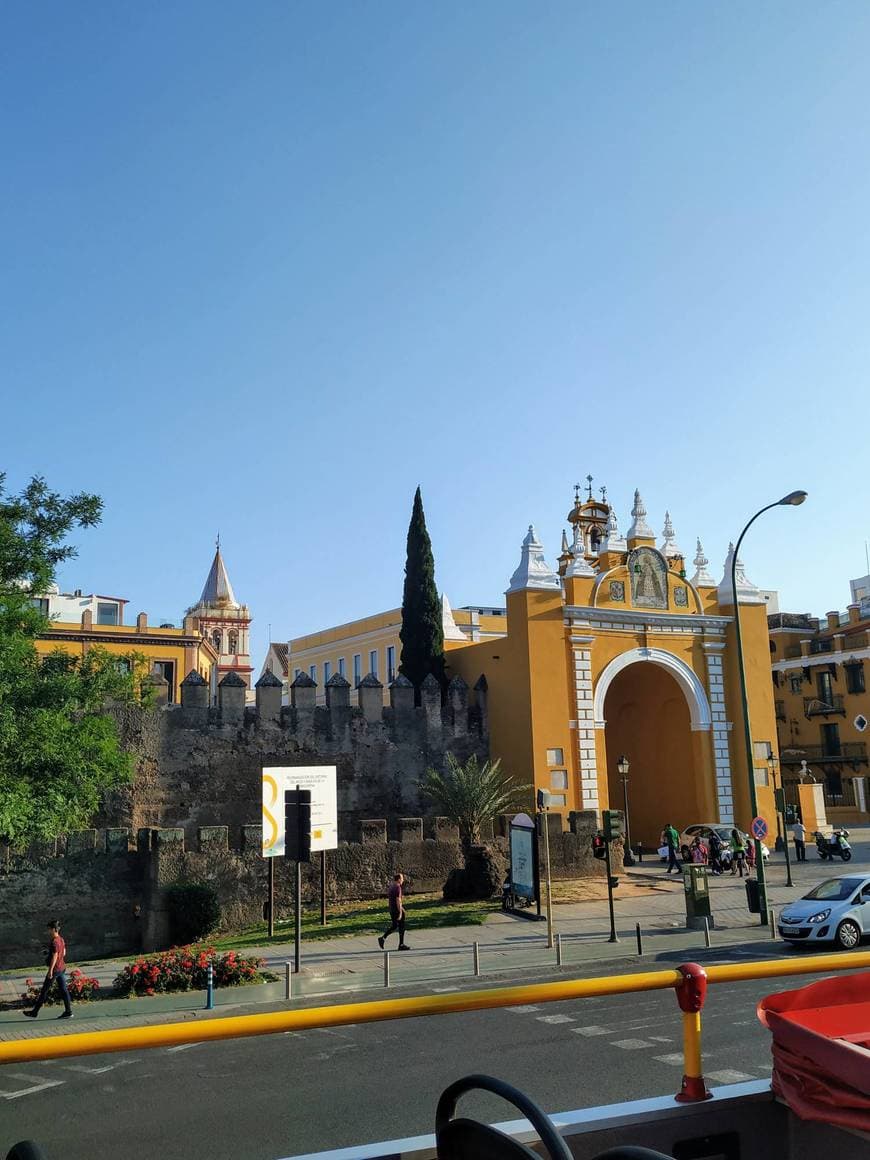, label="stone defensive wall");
[0,811,609,968]
[97,668,490,843]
